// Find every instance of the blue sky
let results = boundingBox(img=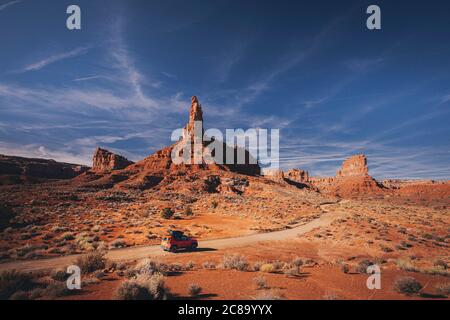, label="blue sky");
[0,0,449,179]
